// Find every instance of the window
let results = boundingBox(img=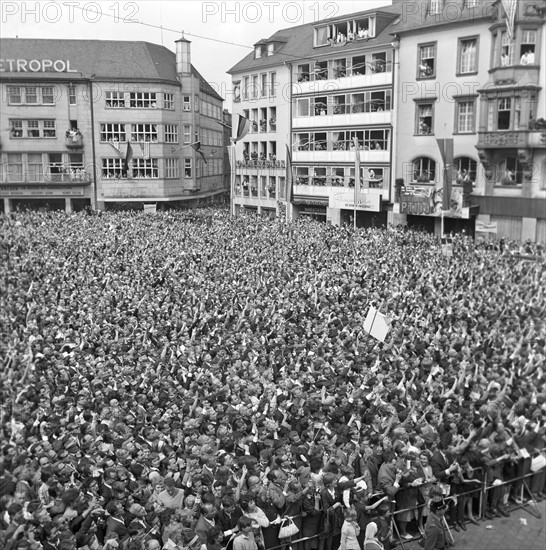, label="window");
[6,86,56,105]
[131,124,158,143]
[165,125,178,143]
[163,93,174,110]
[520,30,536,63]
[501,157,524,185]
[184,159,192,178]
[314,16,375,46]
[332,58,347,79]
[165,158,179,179]
[129,92,157,108]
[7,153,23,182]
[102,158,126,178]
[243,77,249,100]
[100,123,126,142]
[418,43,436,78]
[295,167,309,185]
[267,43,275,56]
[261,73,268,97]
[25,87,38,104]
[454,157,477,183]
[7,86,22,104]
[43,120,56,138]
[458,38,477,74]
[194,95,200,112]
[105,91,125,108]
[416,103,434,134]
[412,157,437,182]
[42,87,54,105]
[456,100,475,133]
[351,55,366,76]
[10,120,23,138]
[270,72,276,97]
[497,98,511,130]
[252,76,258,99]
[133,158,158,178]
[255,45,263,59]
[313,96,327,116]
[183,96,191,111]
[313,61,328,80]
[297,64,310,82]
[465,0,478,6]
[27,153,44,182]
[333,95,348,114]
[68,85,77,105]
[9,119,56,138]
[295,98,309,117]
[500,31,514,66]
[26,120,40,138]
[429,0,442,15]
[183,125,192,144]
